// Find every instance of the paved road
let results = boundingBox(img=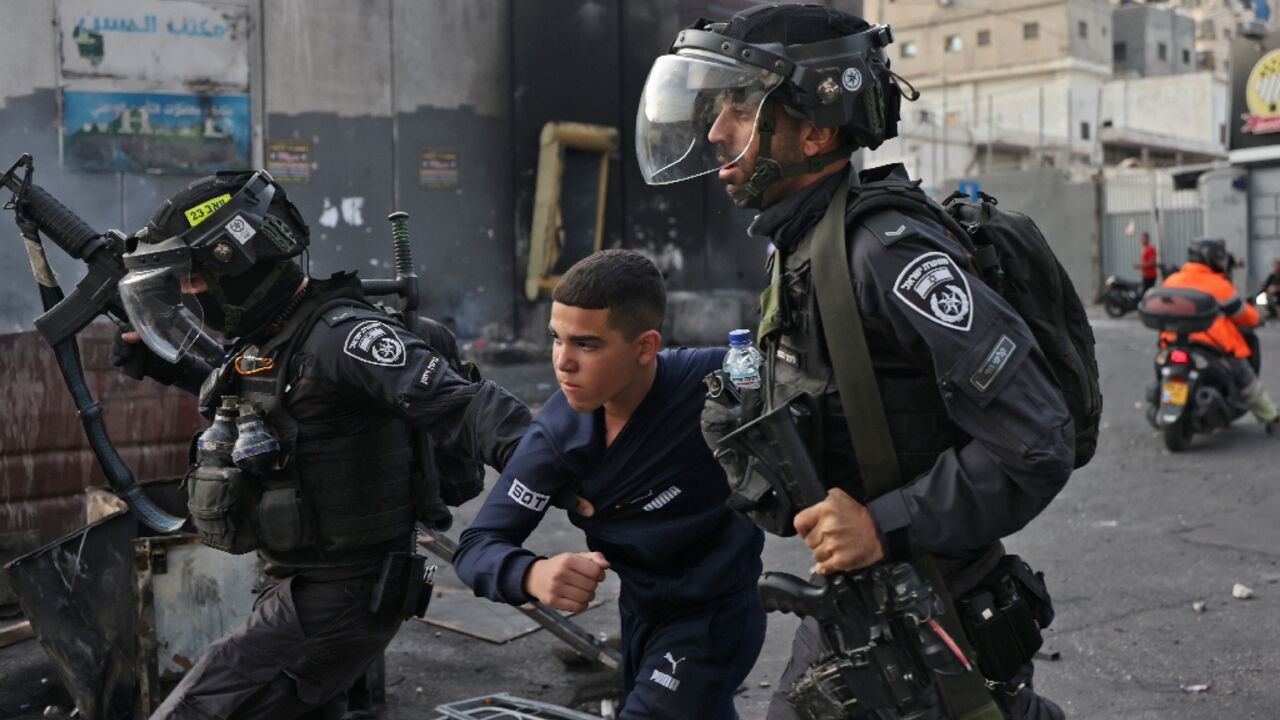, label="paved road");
[3,312,1278,719]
